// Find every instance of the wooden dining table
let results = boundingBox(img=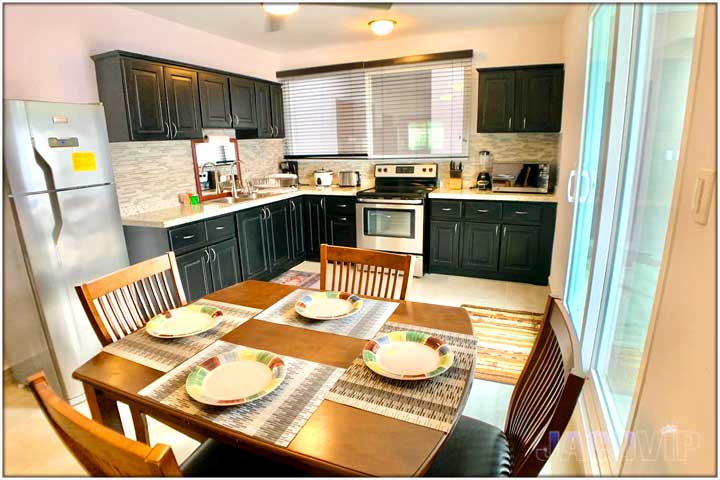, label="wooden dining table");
[72,280,475,476]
